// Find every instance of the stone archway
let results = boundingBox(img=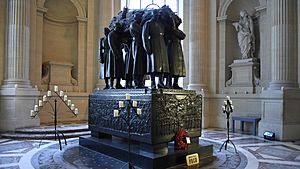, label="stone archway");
[35,0,87,124]
[216,0,260,94]
[35,0,87,93]
[69,0,86,18]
